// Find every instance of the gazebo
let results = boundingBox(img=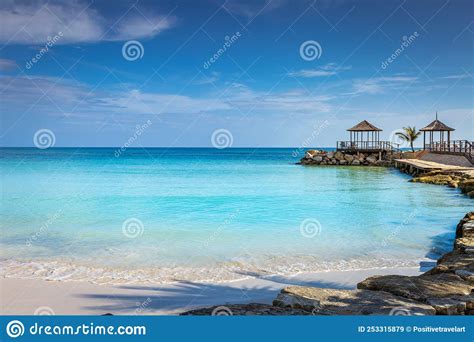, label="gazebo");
[347,120,382,149]
[337,120,398,157]
[420,113,455,151]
